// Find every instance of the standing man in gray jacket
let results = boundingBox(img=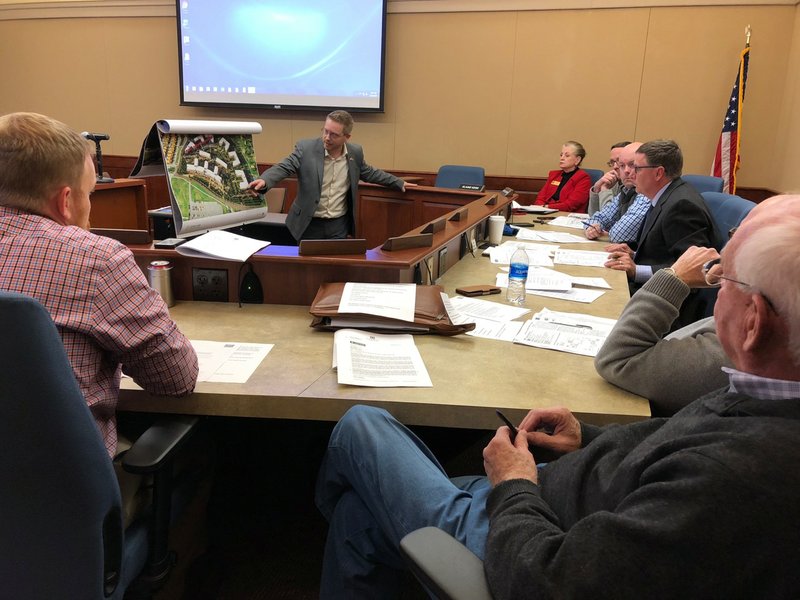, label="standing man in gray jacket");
[249,110,408,241]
